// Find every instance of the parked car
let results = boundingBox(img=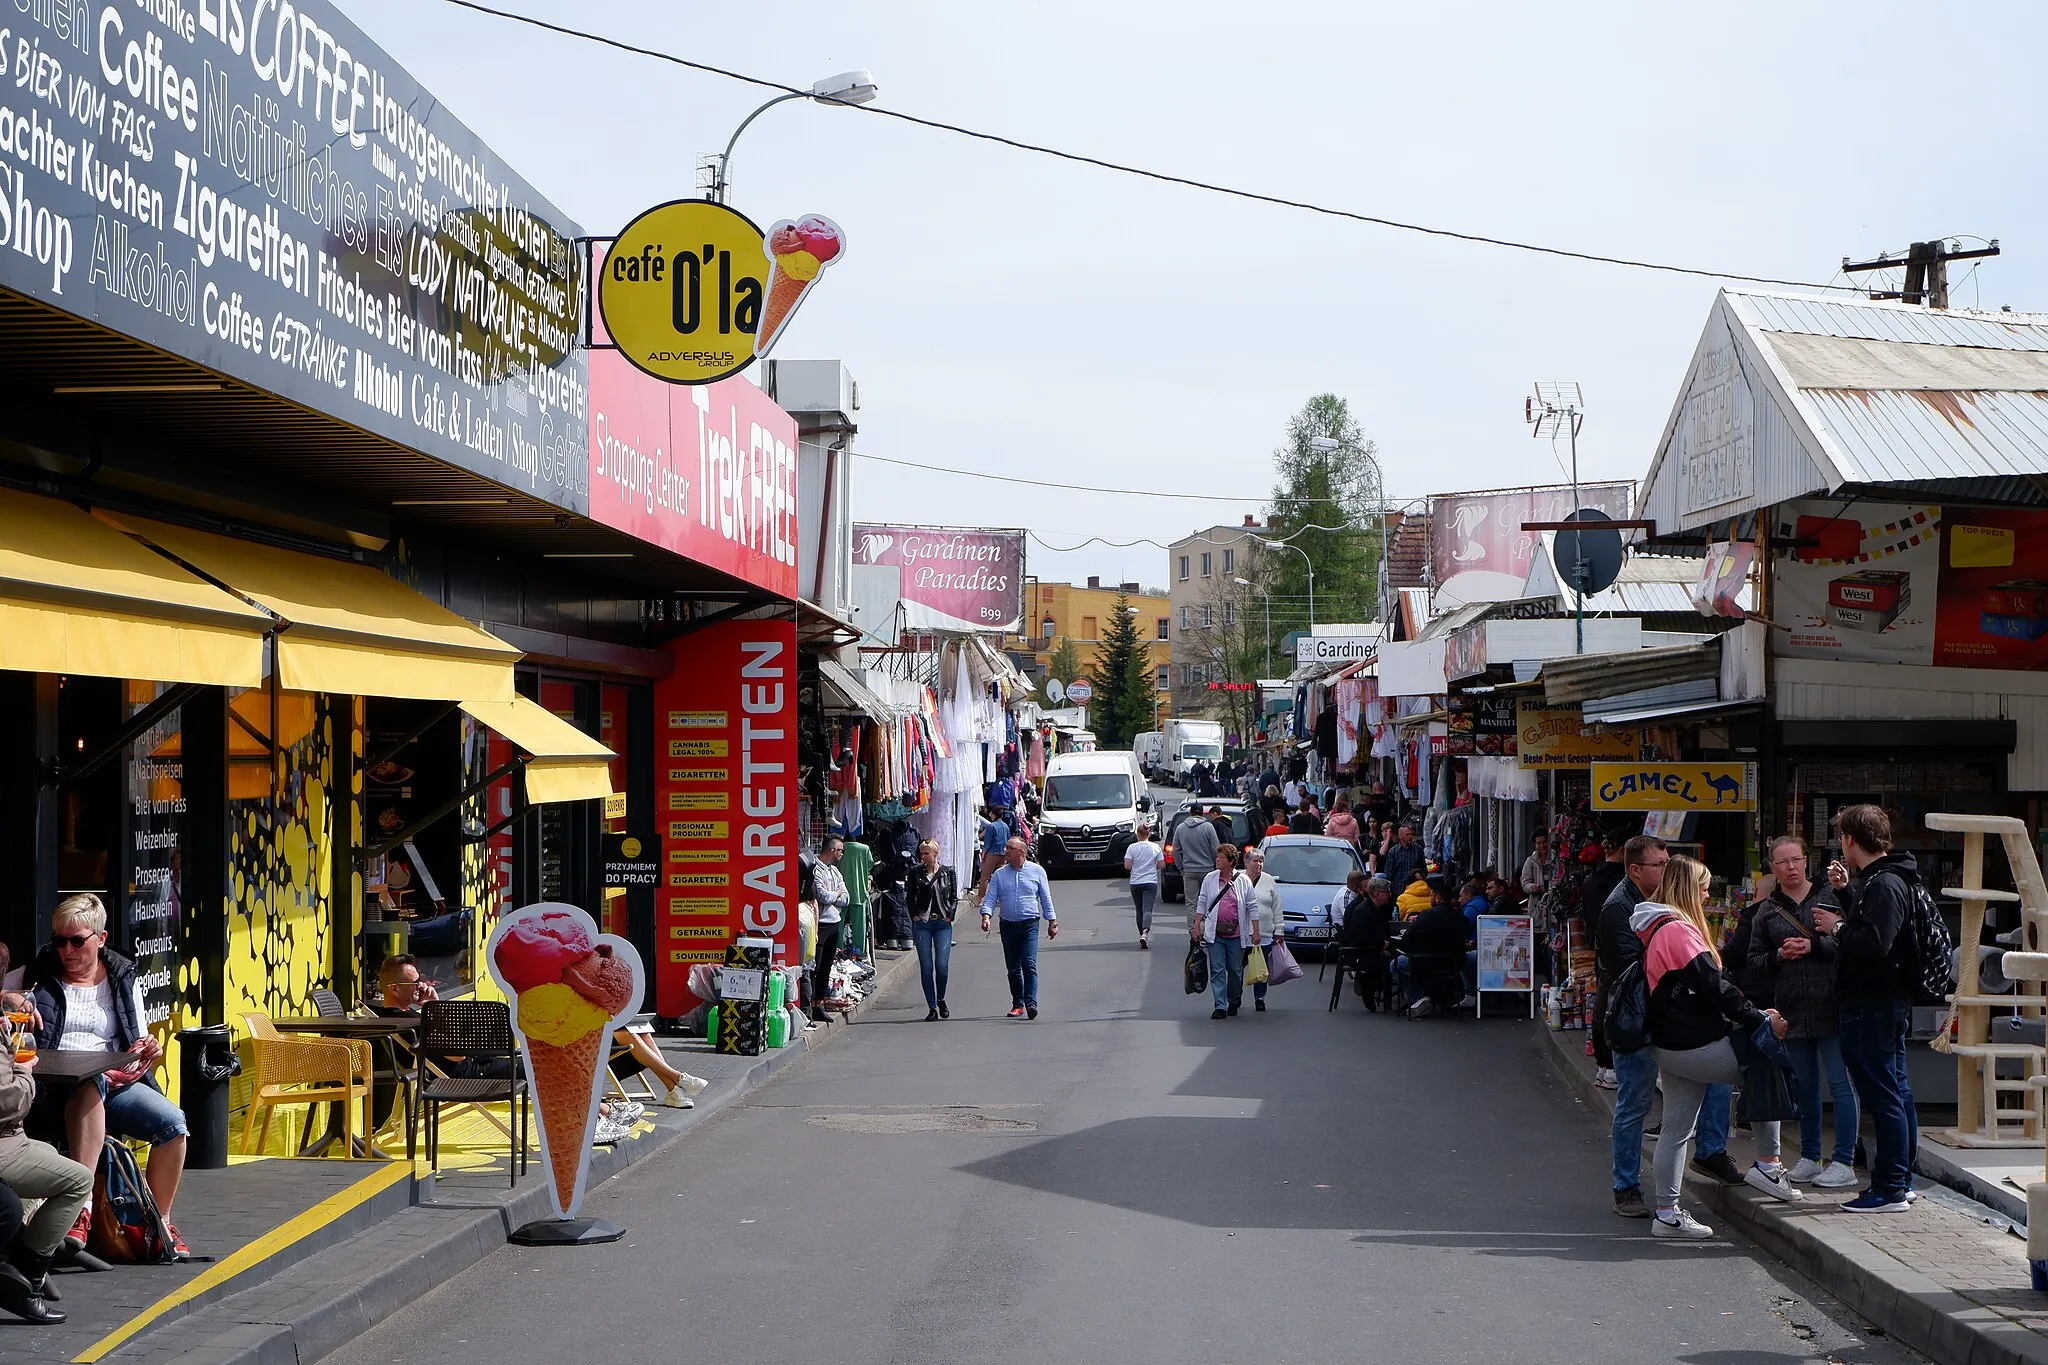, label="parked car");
[1158,799,1257,902]
[1254,833,1366,950]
